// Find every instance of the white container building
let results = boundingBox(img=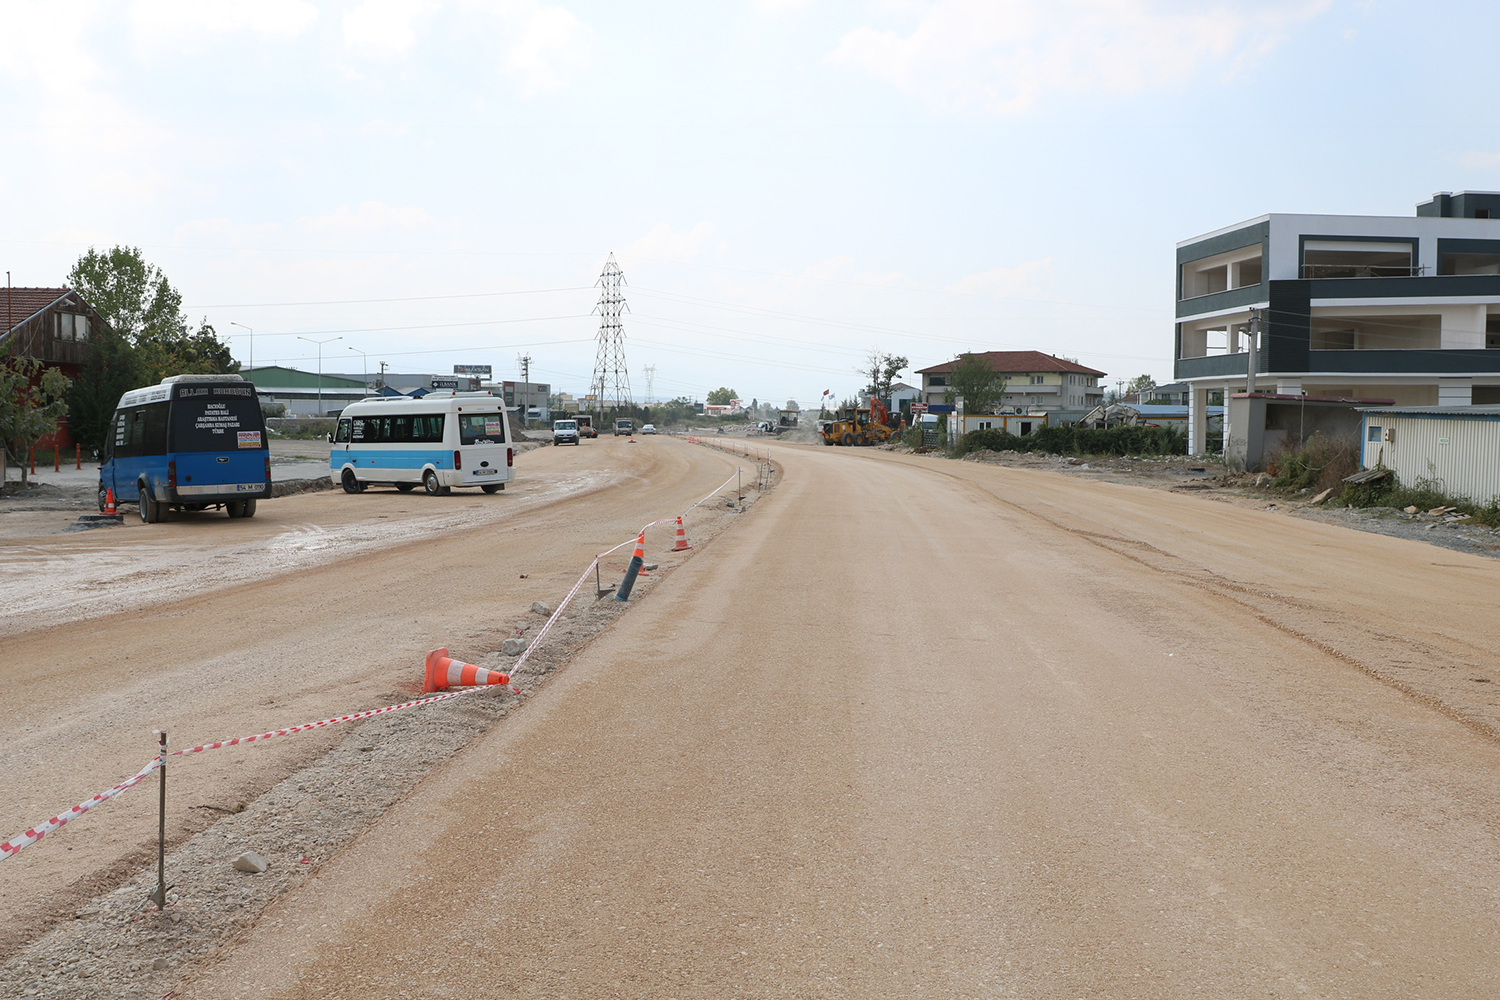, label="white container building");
[1359,405,1500,505]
